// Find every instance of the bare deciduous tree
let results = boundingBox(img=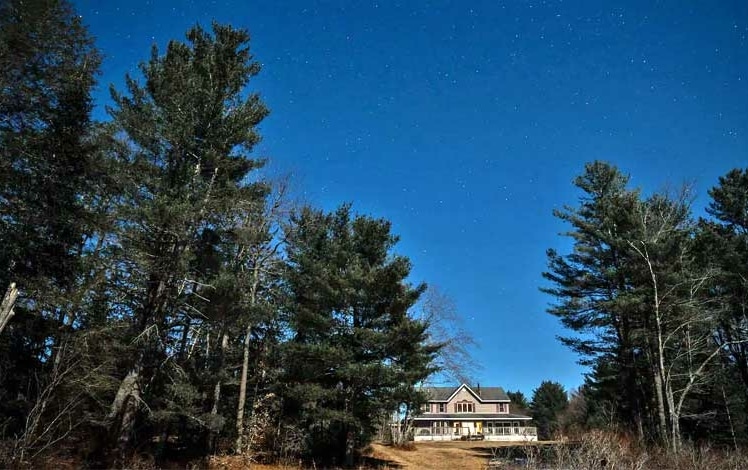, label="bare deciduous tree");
[418,286,480,386]
[235,177,293,454]
[627,186,747,452]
